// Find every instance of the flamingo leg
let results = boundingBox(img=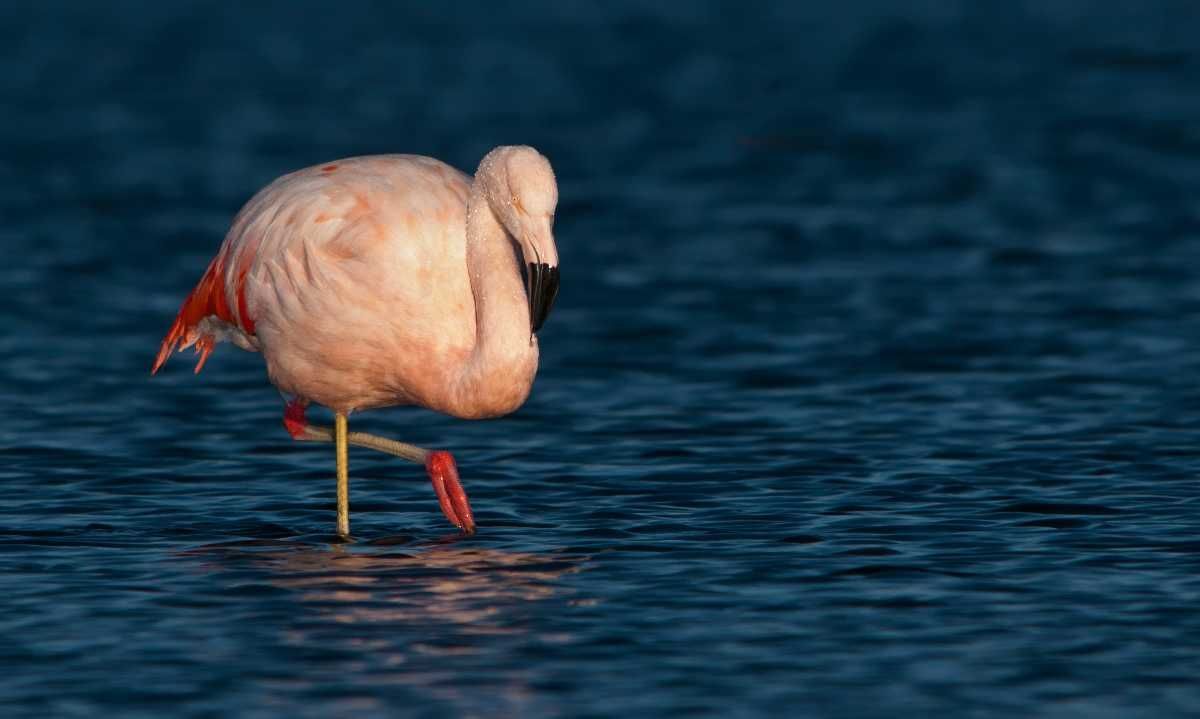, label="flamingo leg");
[335,412,350,537]
[284,401,475,534]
